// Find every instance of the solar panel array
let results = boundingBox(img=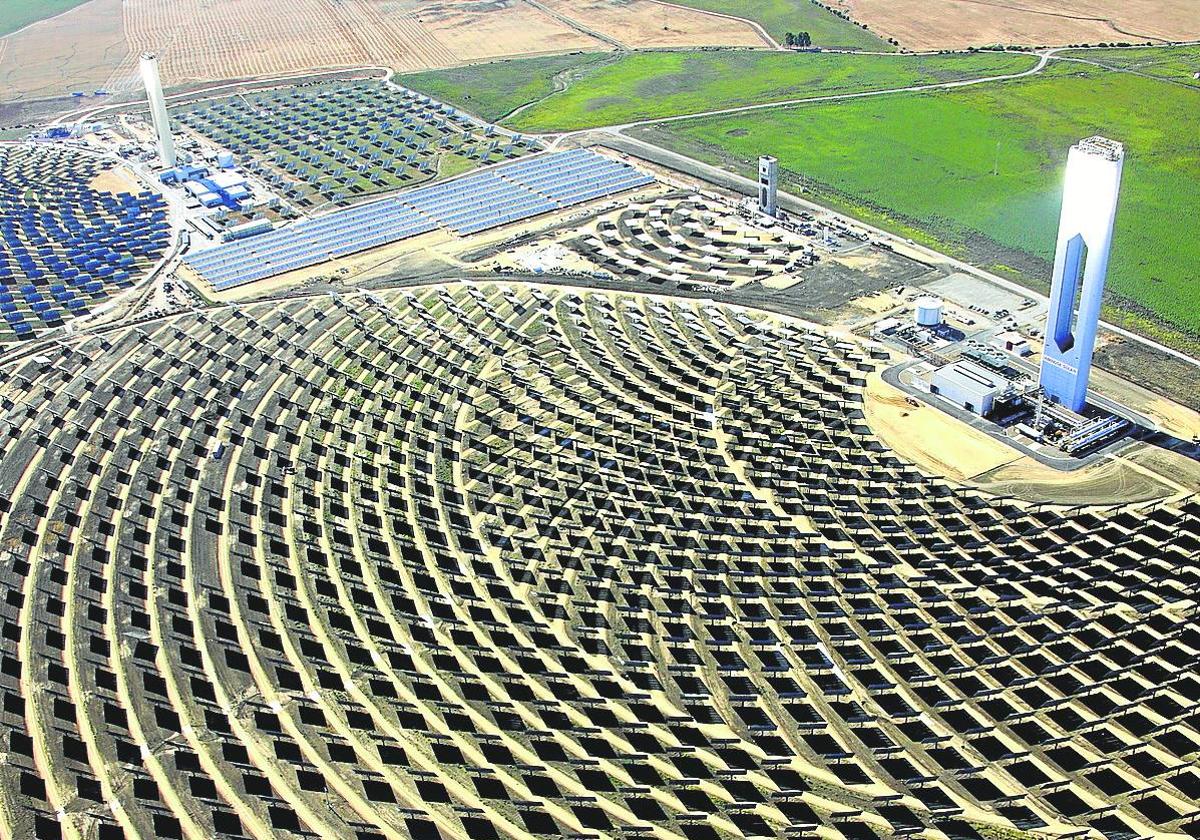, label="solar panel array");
[187,202,438,291]
[2,146,170,339]
[185,150,654,290]
[175,82,539,209]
